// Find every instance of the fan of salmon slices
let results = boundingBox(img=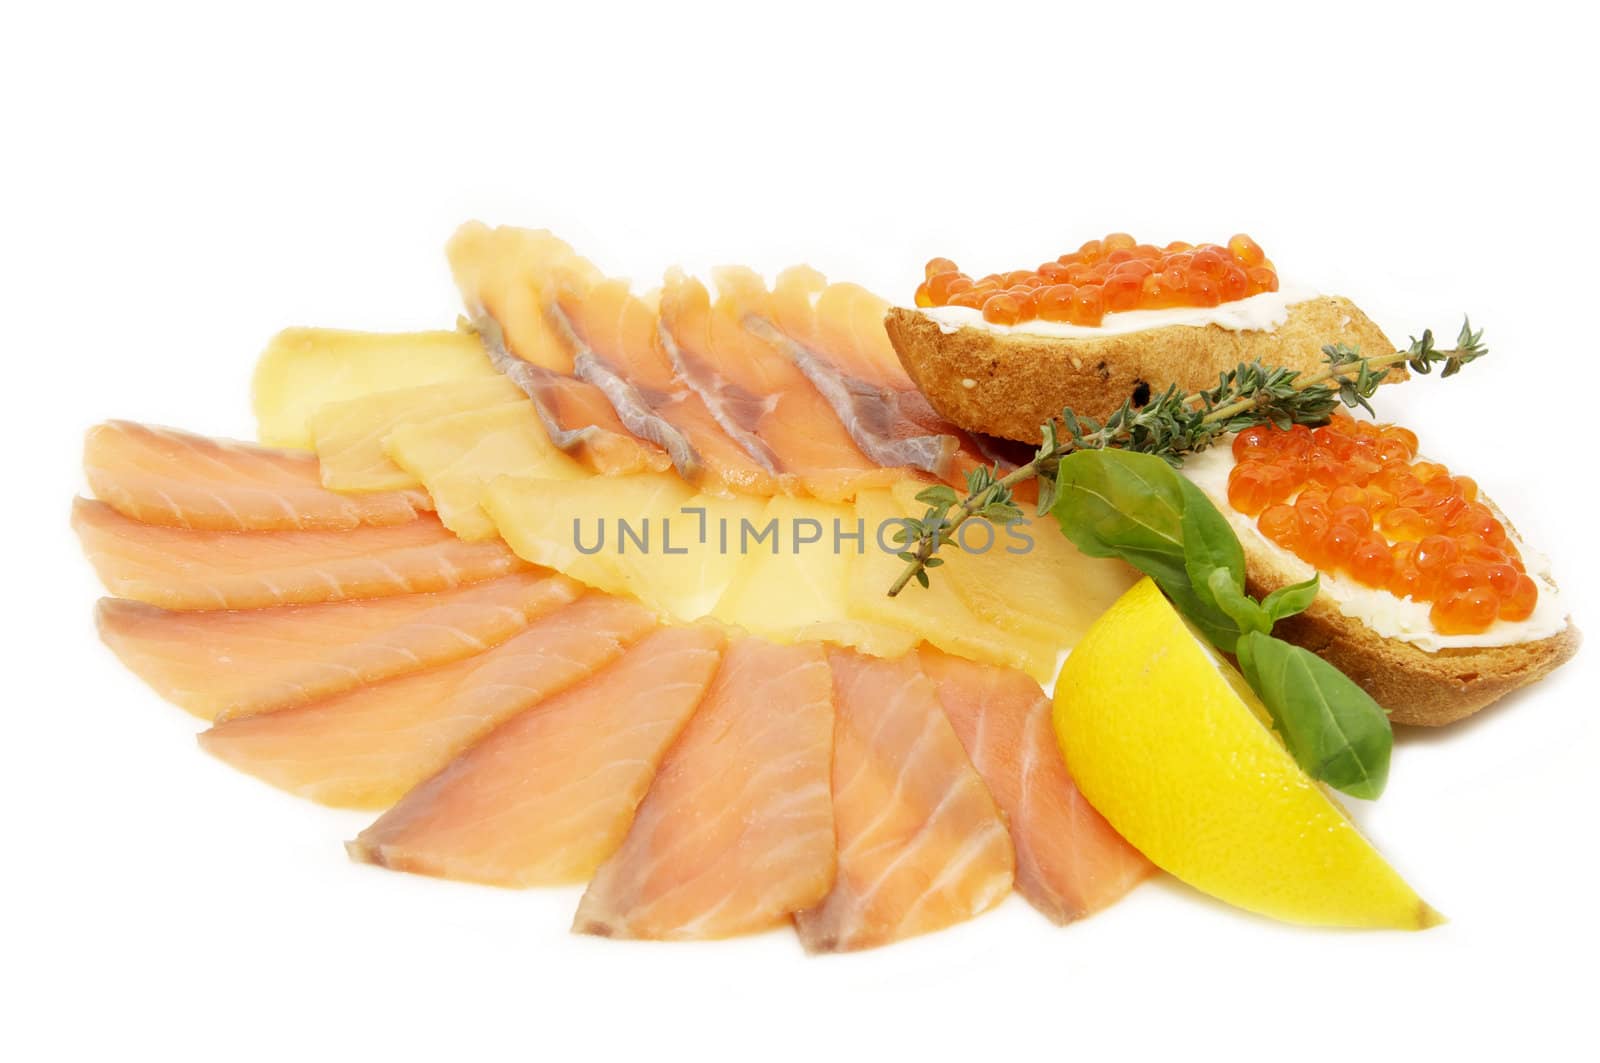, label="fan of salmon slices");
[73,229,1152,951]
